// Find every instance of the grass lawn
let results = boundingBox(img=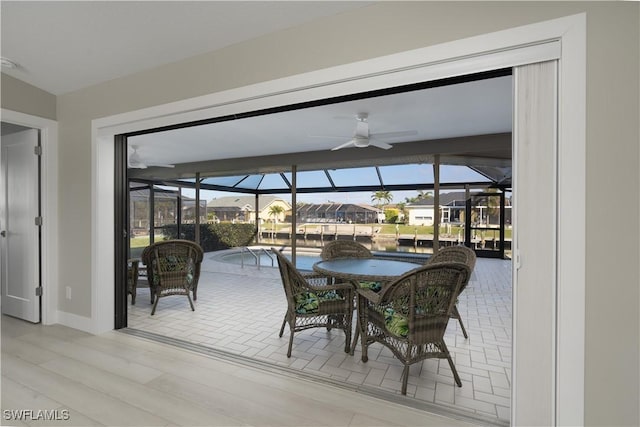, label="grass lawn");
[130,236,151,248]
